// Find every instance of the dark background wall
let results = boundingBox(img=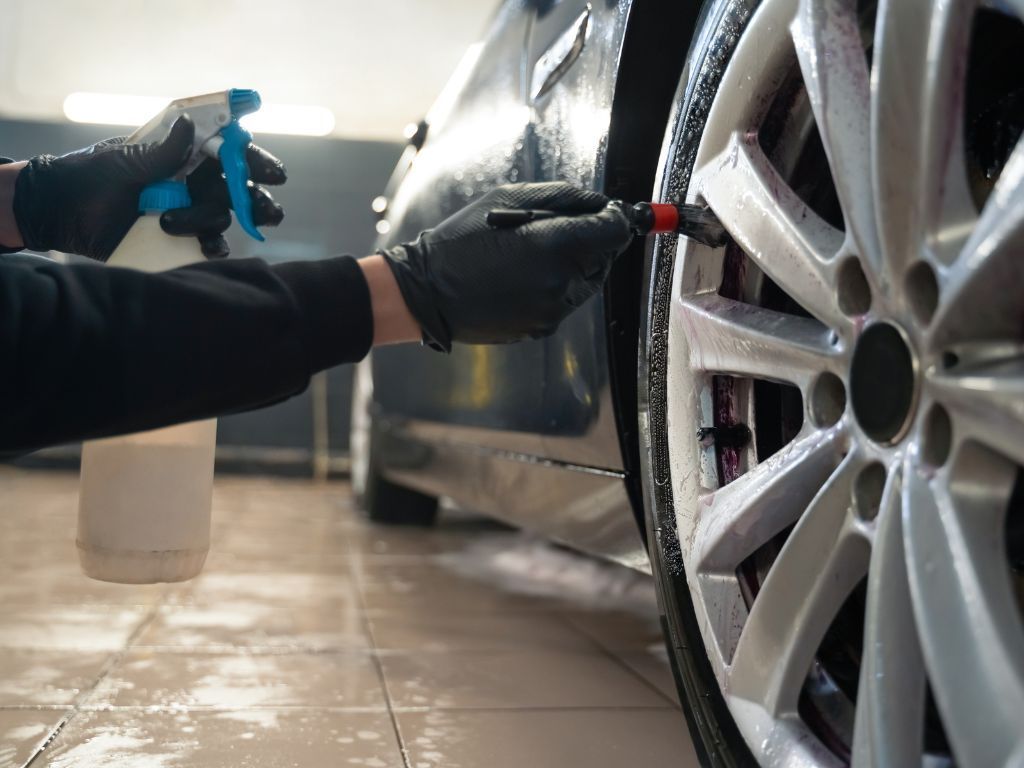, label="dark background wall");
[0,119,402,466]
